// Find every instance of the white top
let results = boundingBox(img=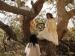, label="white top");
[25,43,41,56]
